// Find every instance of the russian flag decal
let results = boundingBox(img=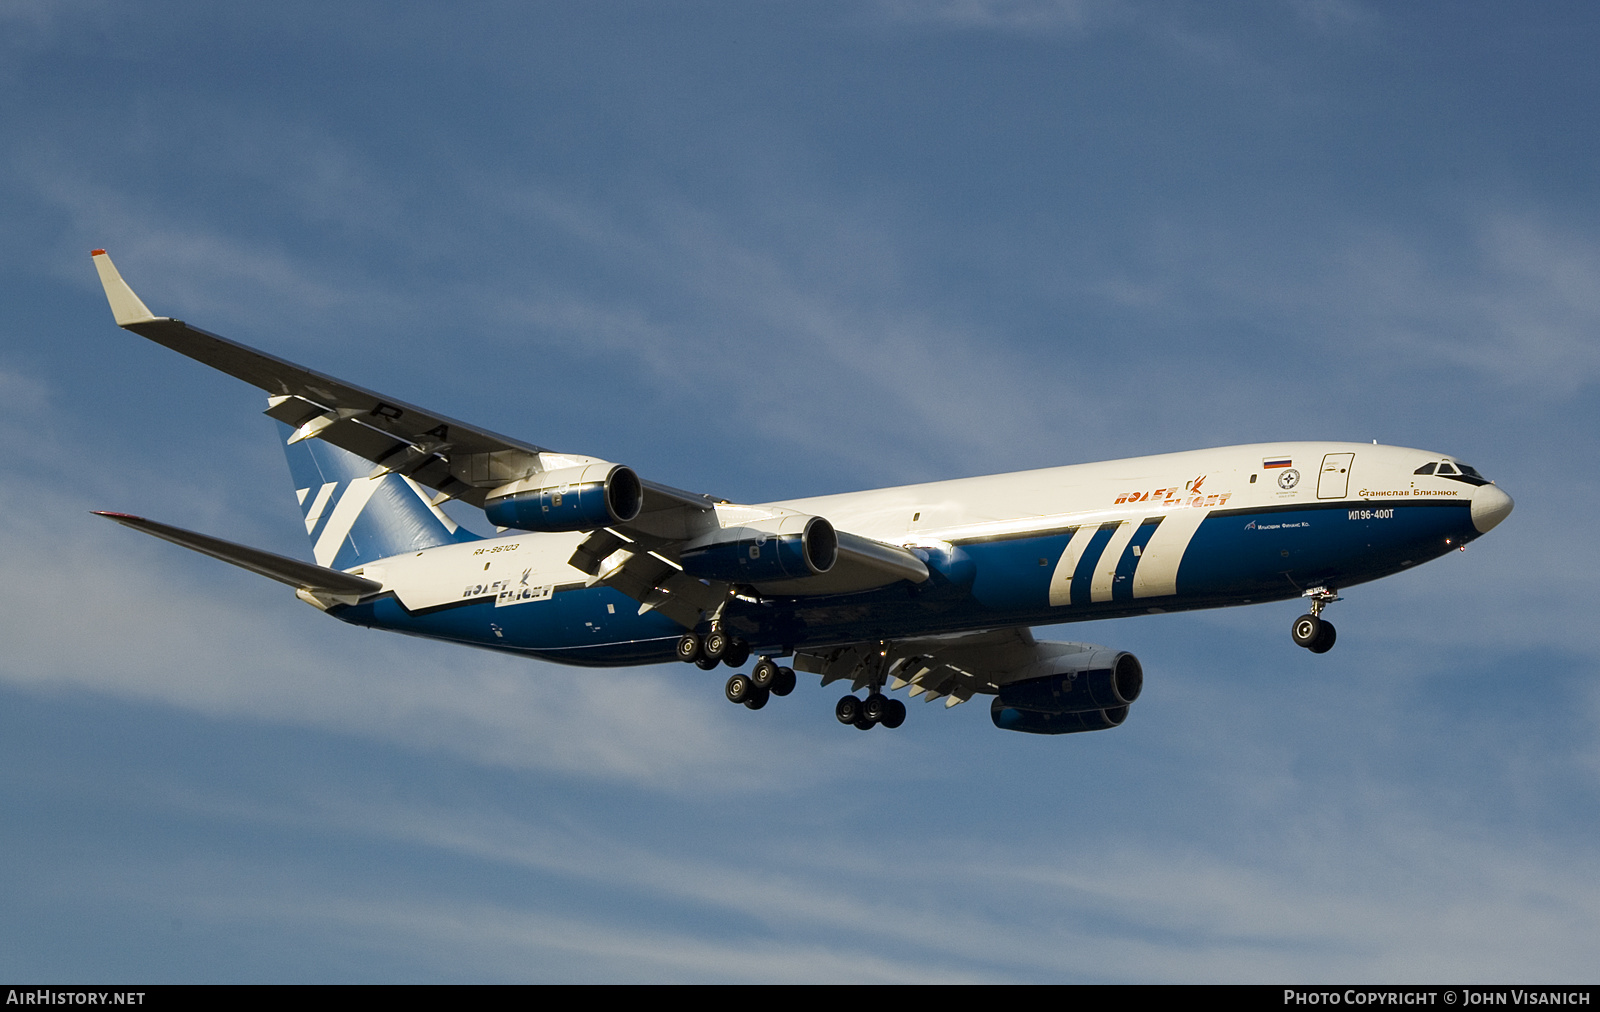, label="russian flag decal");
[1263,457,1293,469]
